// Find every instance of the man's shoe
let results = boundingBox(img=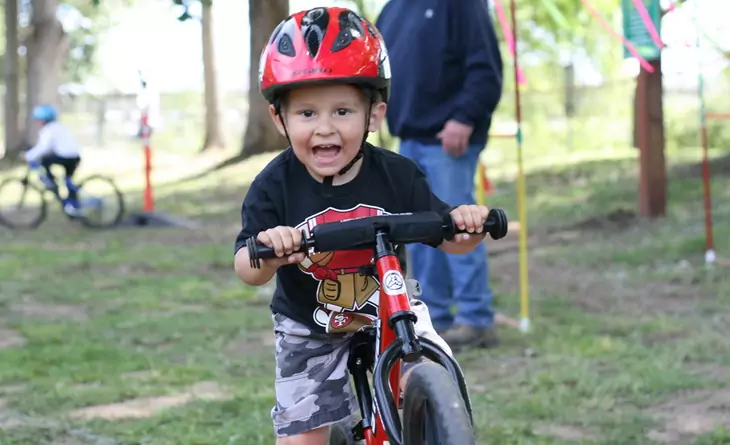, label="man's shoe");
[441,324,500,352]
